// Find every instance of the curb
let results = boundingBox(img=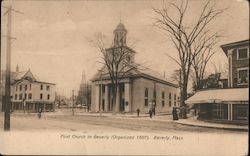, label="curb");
[173,120,248,131]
